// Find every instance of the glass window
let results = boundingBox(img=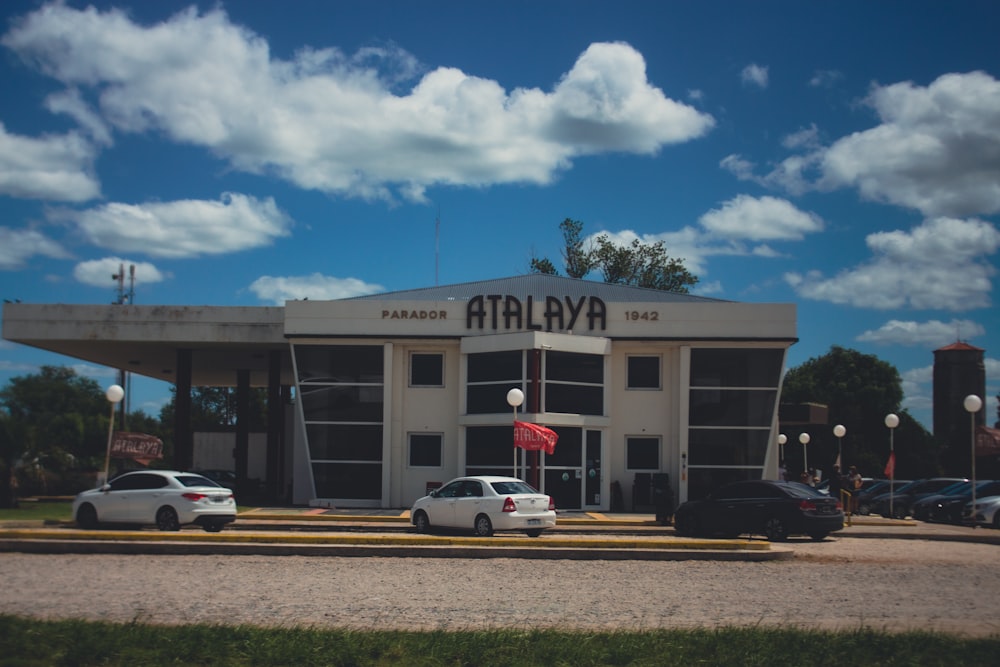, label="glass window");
[467,384,520,415]
[688,389,776,427]
[468,351,522,382]
[687,428,770,466]
[296,346,384,383]
[312,462,381,500]
[690,348,783,388]
[547,351,603,384]
[545,427,582,467]
[627,356,660,389]
[306,424,383,461]
[409,433,442,467]
[687,468,760,501]
[545,383,603,415]
[300,385,384,422]
[627,437,659,469]
[410,353,443,387]
[466,426,517,466]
